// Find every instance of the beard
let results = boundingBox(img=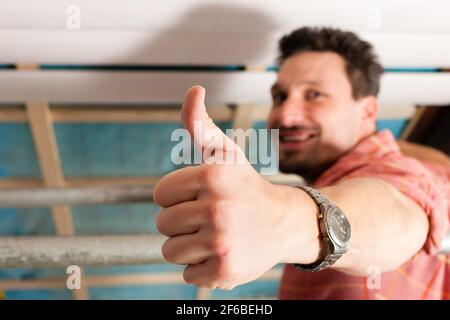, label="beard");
[273,124,346,183]
[278,143,342,183]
